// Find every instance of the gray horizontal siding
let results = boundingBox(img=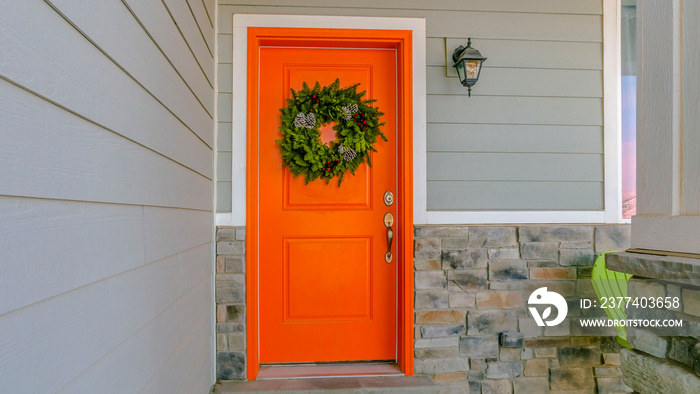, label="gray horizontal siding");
[427,124,603,154]
[428,153,603,182]
[428,181,604,210]
[0,0,214,392]
[216,0,604,213]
